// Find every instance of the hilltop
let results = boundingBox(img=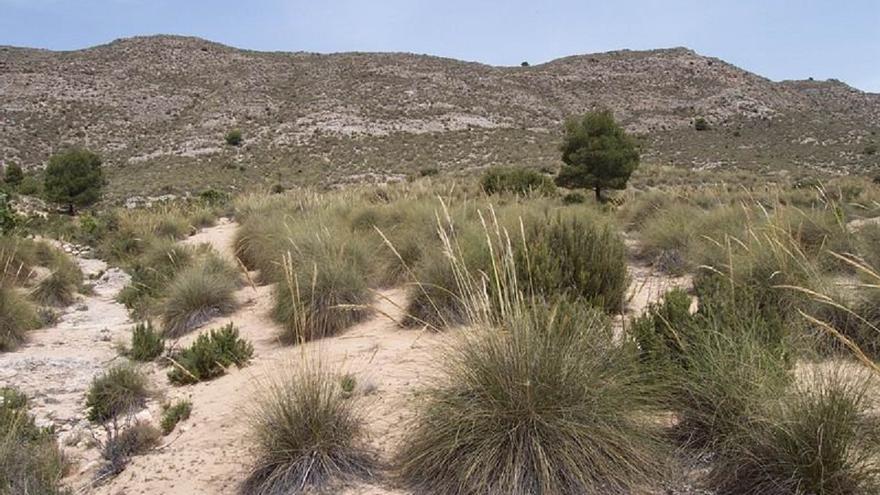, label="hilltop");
[1,35,878,197]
